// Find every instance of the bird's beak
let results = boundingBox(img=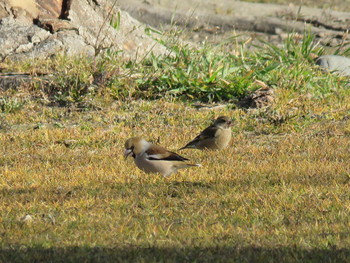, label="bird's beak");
[124,148,133,159]
[227,120,233,127]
